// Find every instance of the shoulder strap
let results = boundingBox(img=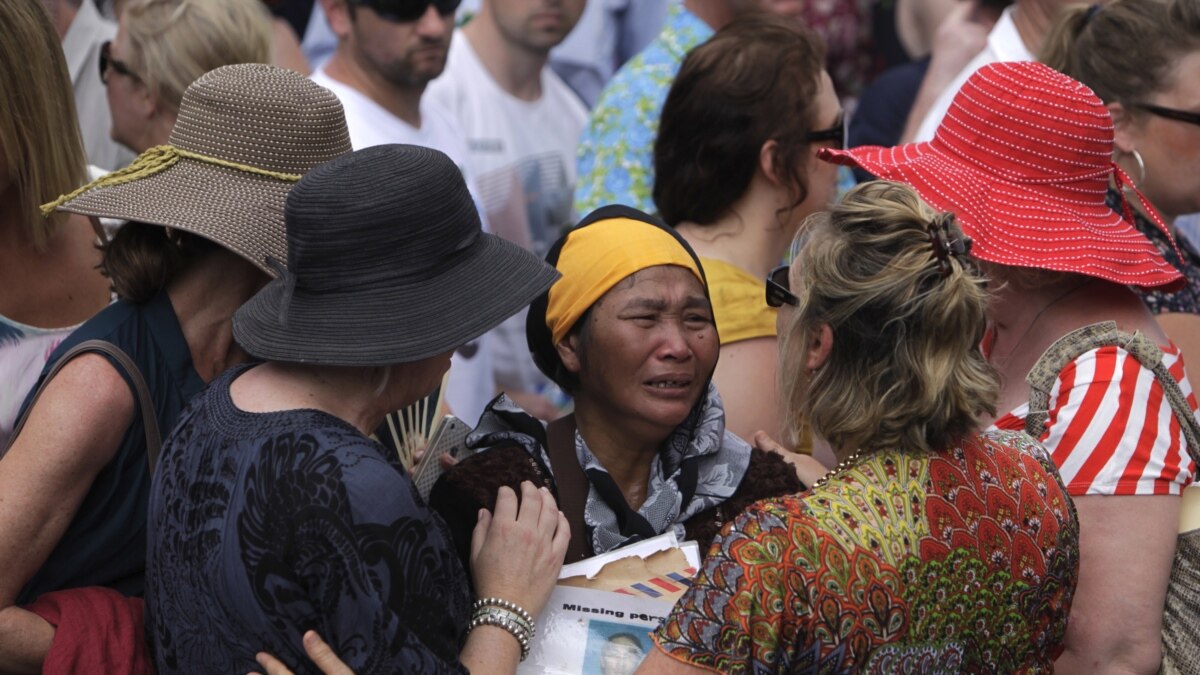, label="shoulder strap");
[545,414,591,563]
[1025,321,1200,465]
[7,339,162,472]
